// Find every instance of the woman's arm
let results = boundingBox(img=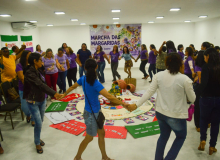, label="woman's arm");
[109,55,111,63]
[41,52,46,57]
[66,59,70,69]
[16,45,26,60]
[131,55,135,60]
[118,56,122,60]
[184,78,196,103]
[153,49,158,56]
[158,41,166,54]
[197,71,202,84]
[188,61,196,78]
[17,71,24,84]
[61,82,80,98]
[103,54,110,64]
